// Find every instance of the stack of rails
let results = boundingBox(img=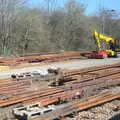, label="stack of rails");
[0,62,120,118]
[0,82,84,108]
[62,62,120,77]
[1,73,119,108]
[24,88,83,106]
[1,63,120,107]
[38,92,120,119]
[0,81,29,95]
[58,63,120,86]
[0,79,31,100]
[0,56,21,65]
[61,92,120,117]
[64,69,120,85]
[19,51,83,62]
[0,51,86,66]
[0,87,63,107]
[64,73,120,89]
